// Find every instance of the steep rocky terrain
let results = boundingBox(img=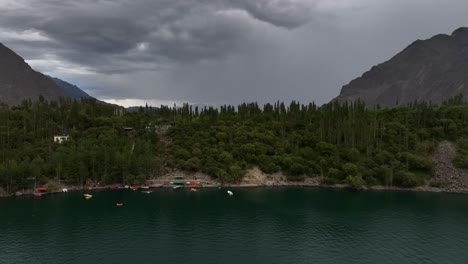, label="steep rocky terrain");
[0,42,66,106]
[335,27,468,107]
[49,76,92,101]
[431,141,468,193]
